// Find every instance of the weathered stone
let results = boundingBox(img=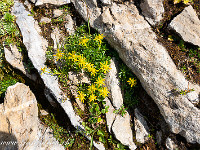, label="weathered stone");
[4,45,37,81]
[72,1,200,144]
[40,17,51,23]
[68,71,90,85]
[112,113,137,150]
[100,0,112,5]
[12,2,104,149]
[105,57,123,109]
[169,5,200,47]
[165,137,178,150]
[65,14,75,35]
[0,83,64,150]
[140,0,164,25]
[53,9,63,18]
[156,131,162,145]
[104,97,116,132]
[134,108,150,144]
[35,0,71,6]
